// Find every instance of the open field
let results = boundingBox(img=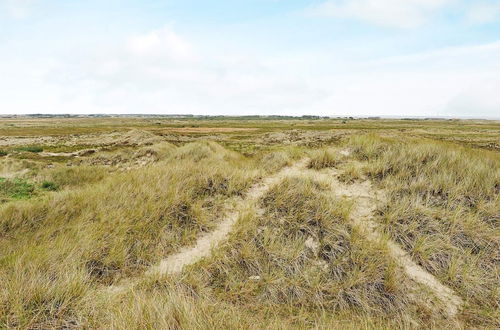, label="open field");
[0,117,498,329]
